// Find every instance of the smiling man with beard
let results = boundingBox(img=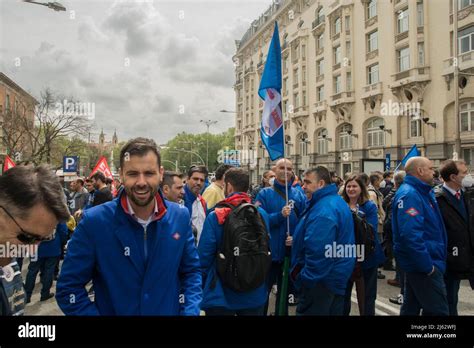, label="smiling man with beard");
[56,137,202,315]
